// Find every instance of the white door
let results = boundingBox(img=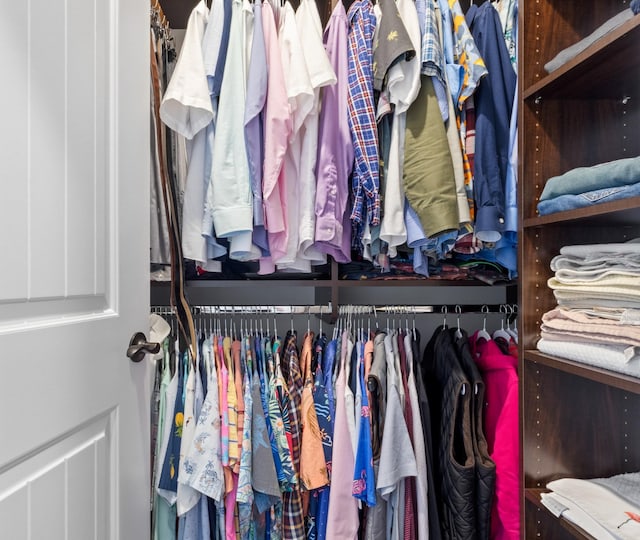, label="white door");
[0,0,151,538]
